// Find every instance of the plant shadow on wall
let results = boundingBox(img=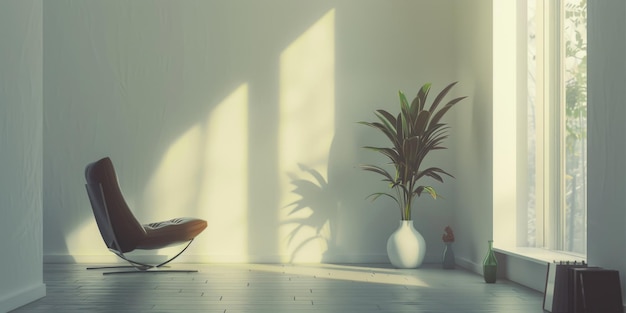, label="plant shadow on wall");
[282,163,339,263]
